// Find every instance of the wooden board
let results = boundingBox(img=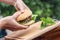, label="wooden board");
[5,21,60,40]
[33,26,60,40]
